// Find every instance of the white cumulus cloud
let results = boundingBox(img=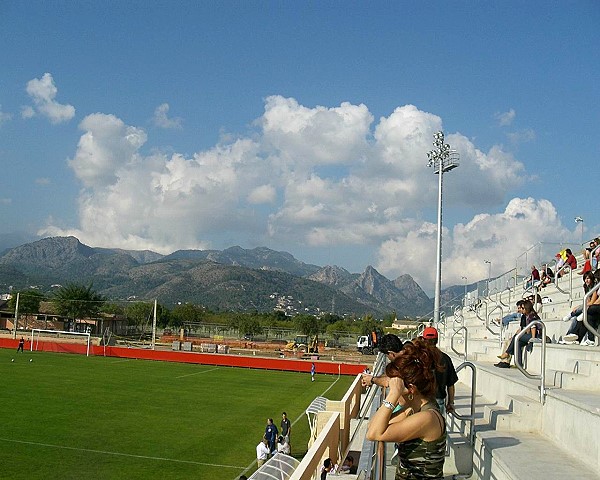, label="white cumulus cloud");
[40,96,552,292]
[23,73,75,124]
[376,198,571,292]
[495,108,516,126]
[152,103,182,129]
